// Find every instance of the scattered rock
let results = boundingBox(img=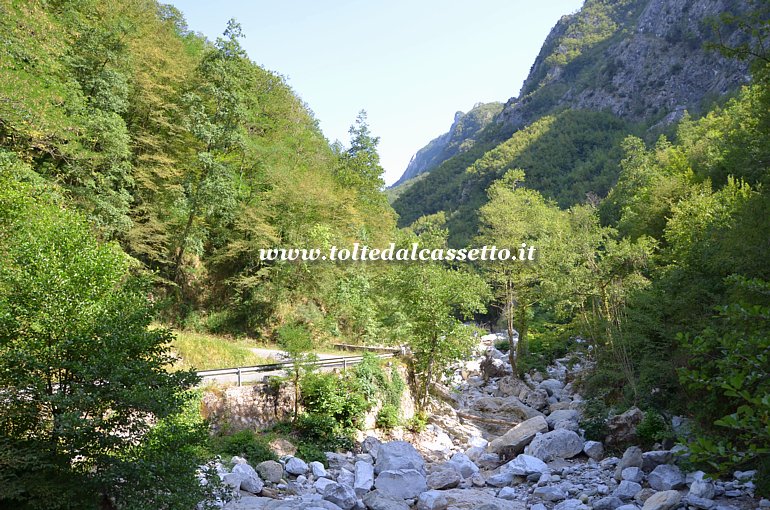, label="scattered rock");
[355,460,375,496]
[256,460,284,484]
[481,356,512,379]
[285,457,309,476]
[487,416,549,458]
[323,483,358,510]
[605,408,643,447]
[362,490,409,510]
[374,469,427,500]
[524,429,583,462]
[592,496,624,510]
[641,490,681,510]
[583,441,604,461]
[427,466,460,490]
[375,441,426,475]
[362,436,382,458]
[310,461,327,478]
[648,464,685,491]
[546,409,580,431]
[417,490,449,510]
